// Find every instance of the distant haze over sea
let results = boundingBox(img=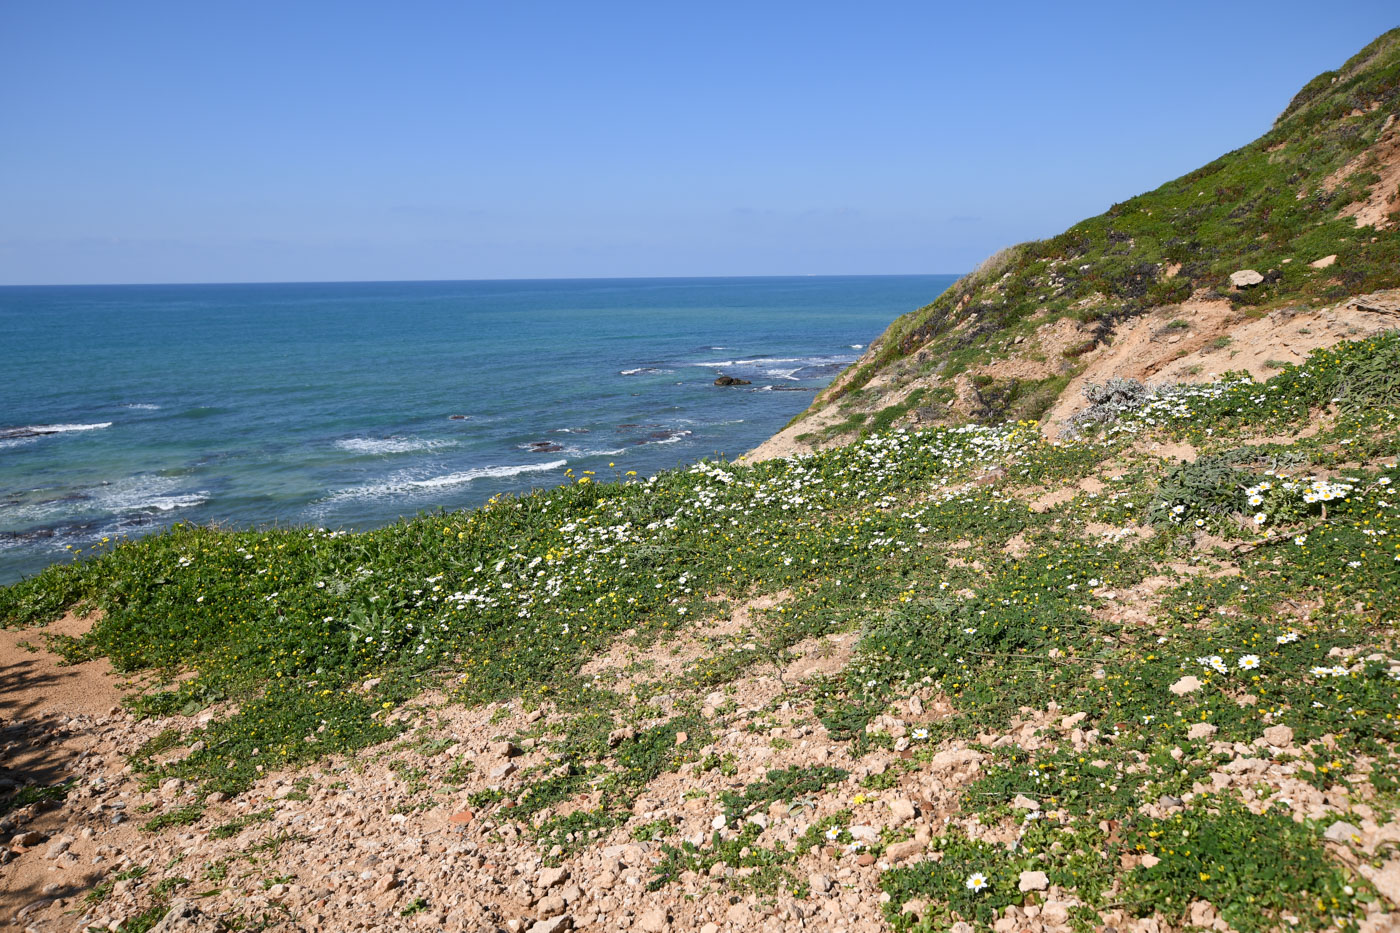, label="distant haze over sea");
[0,275,957,583]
